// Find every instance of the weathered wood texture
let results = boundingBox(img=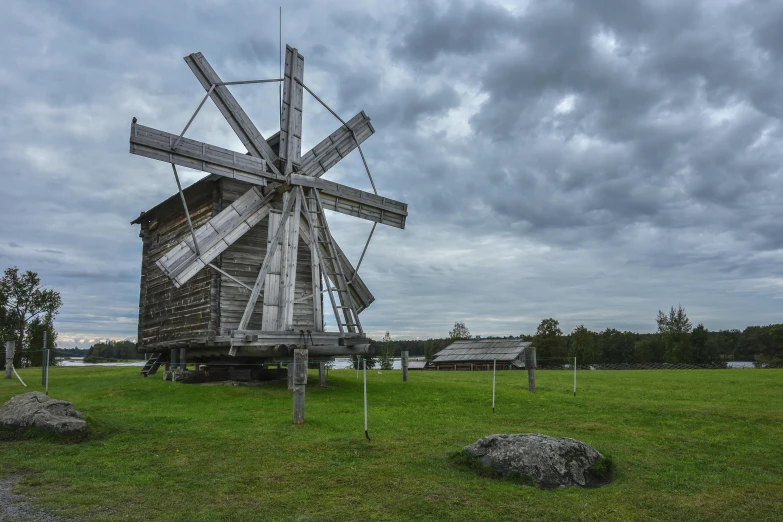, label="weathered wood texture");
[402,350,409,382]
[217,180,315,333]
[129,122,406,230]
[280,46,304,171]
[138,182,216,346]
[130,122,276,186]
[291,174,407,229]
[299,111,374,178]
[526,346,536,393]
[293,348,308,424]
[319,362,326,387]
[5,341,13,379]
[184,52,279,165]
[298,215,374,313]
[156,186,272,287]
